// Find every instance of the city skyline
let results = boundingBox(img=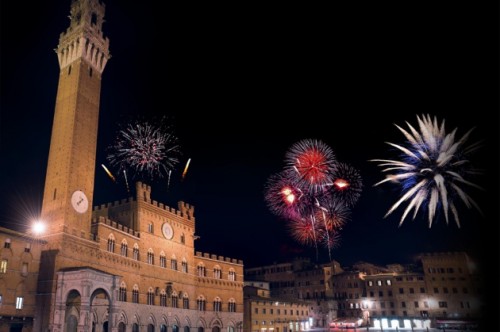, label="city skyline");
[1,0,498,272]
